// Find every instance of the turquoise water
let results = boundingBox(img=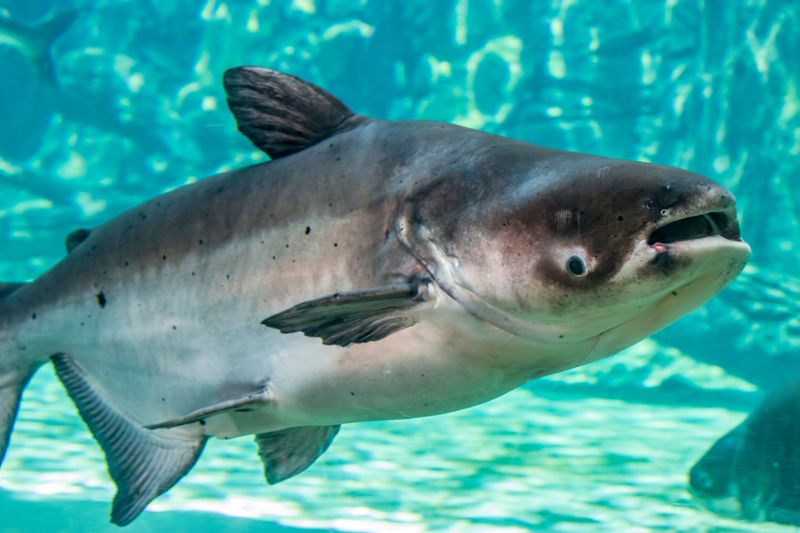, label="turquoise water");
[0,0,798,531]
